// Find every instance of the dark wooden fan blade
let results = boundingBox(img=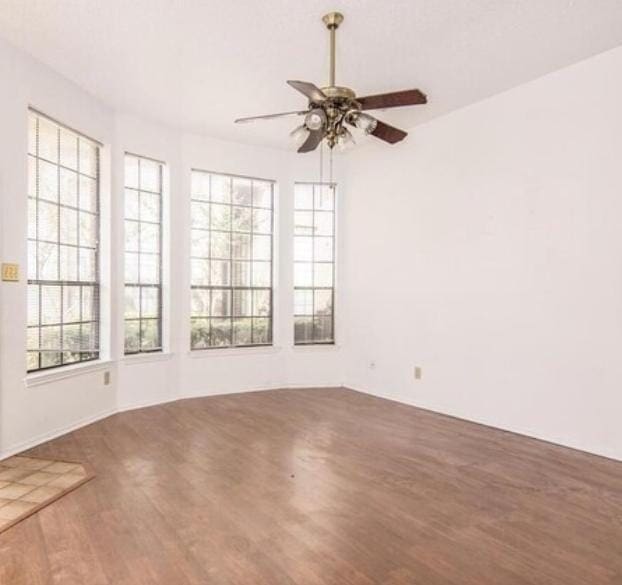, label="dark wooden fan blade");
[370,119,408,144]
[358,89,427,110]
[234,110,306,124]
[287,80,327,103]
[298,129,325,153]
